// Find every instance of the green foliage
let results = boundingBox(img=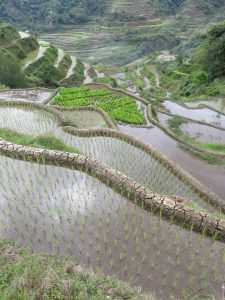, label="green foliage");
[0,48,26,88]
[0,22,20,43]
[52,87,146,124]
[194,21,225,81]
[0,128,81,154]
[0,0,108,30]
[25,45,59,87]
[0,241,144,299]
[61,59,85,87]
[190,70,208,85]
